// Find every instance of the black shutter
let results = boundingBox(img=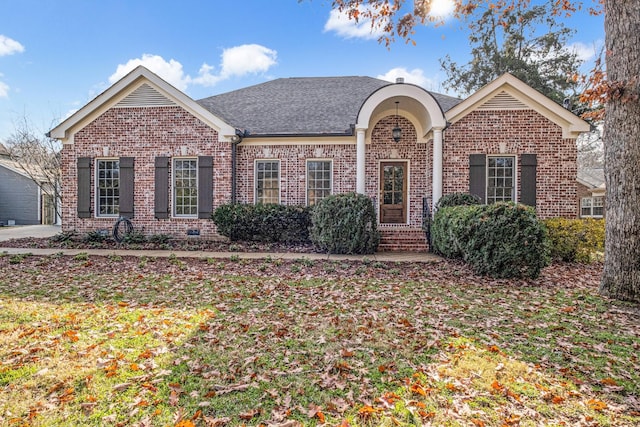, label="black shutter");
[198,156,214,219]
[77,157,92,218]
[155,156,169,219]
[520,154,537,207]
[469,154,486,203]
[119,157,135,218]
